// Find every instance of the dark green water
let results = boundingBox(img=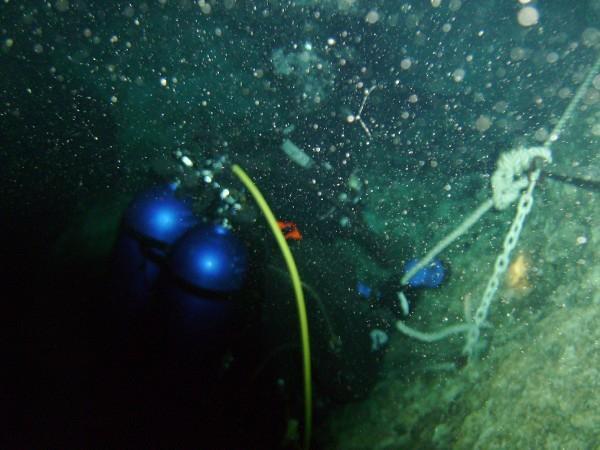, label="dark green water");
[4,1,599,448]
